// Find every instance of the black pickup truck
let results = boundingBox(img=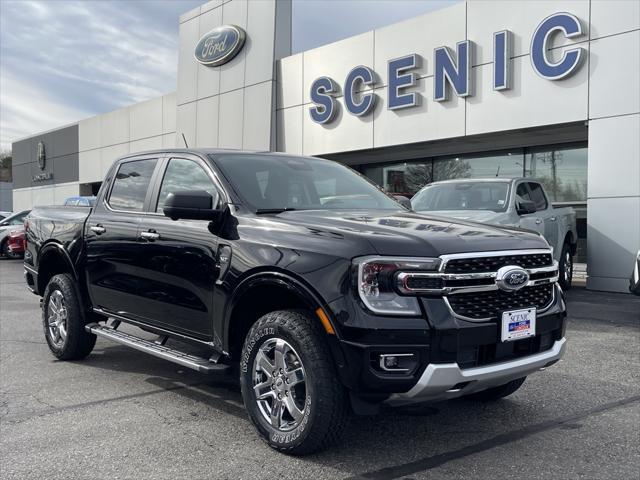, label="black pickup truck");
[24,149,567,454]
